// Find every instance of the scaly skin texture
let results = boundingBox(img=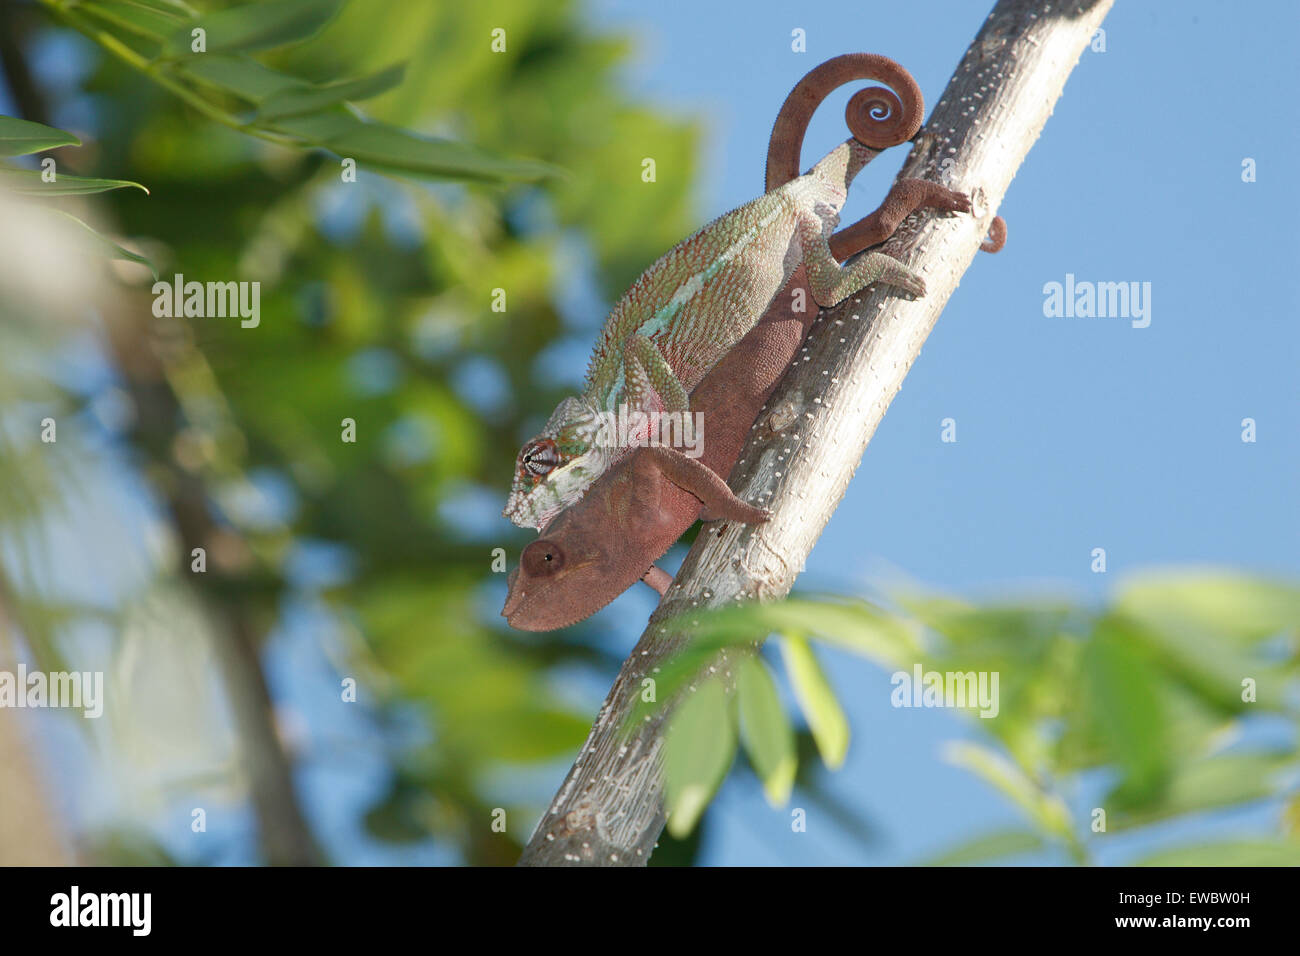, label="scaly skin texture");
[503,269,816,631]
[503,54,934,531]
[503,55,998,632]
